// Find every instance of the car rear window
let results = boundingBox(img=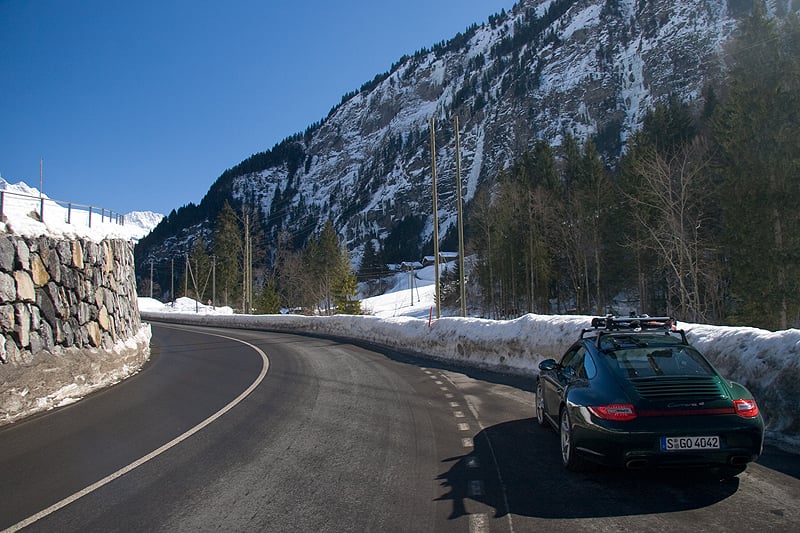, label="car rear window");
[602,342,716,379]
